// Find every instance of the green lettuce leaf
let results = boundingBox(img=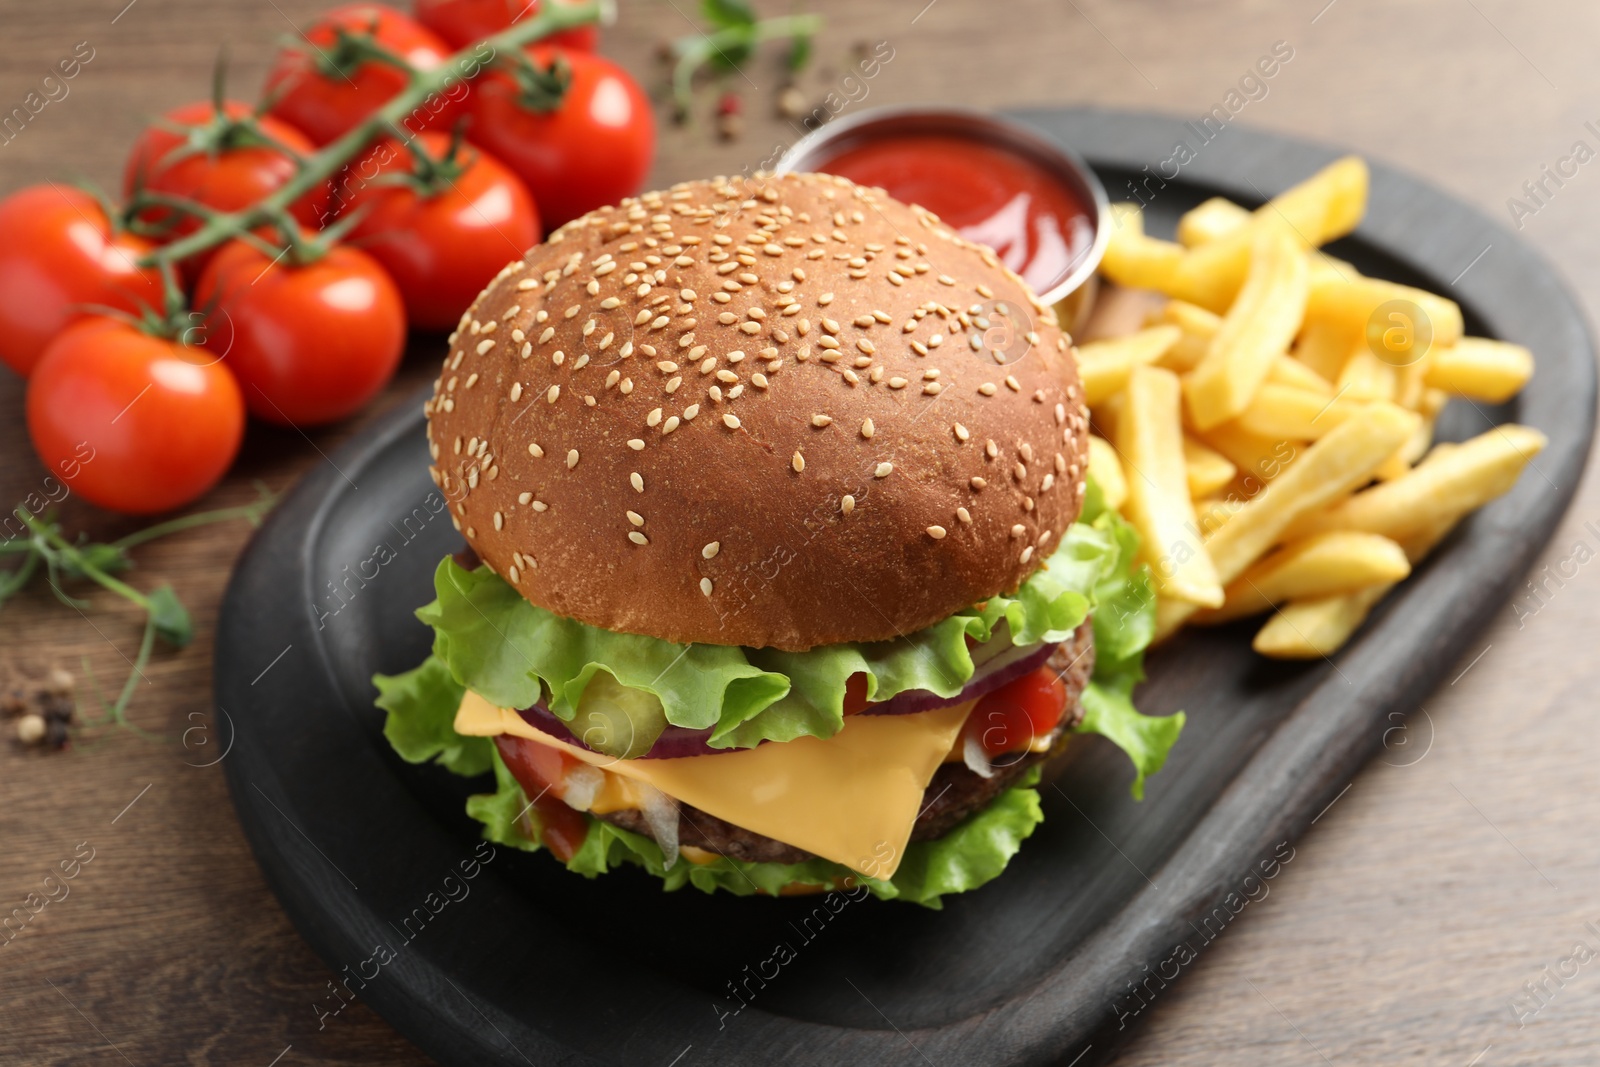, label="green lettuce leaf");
[419,510,1122,751]
[375,655,490,776]
[1069,480,1185,799]
[472,746,1044,908]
